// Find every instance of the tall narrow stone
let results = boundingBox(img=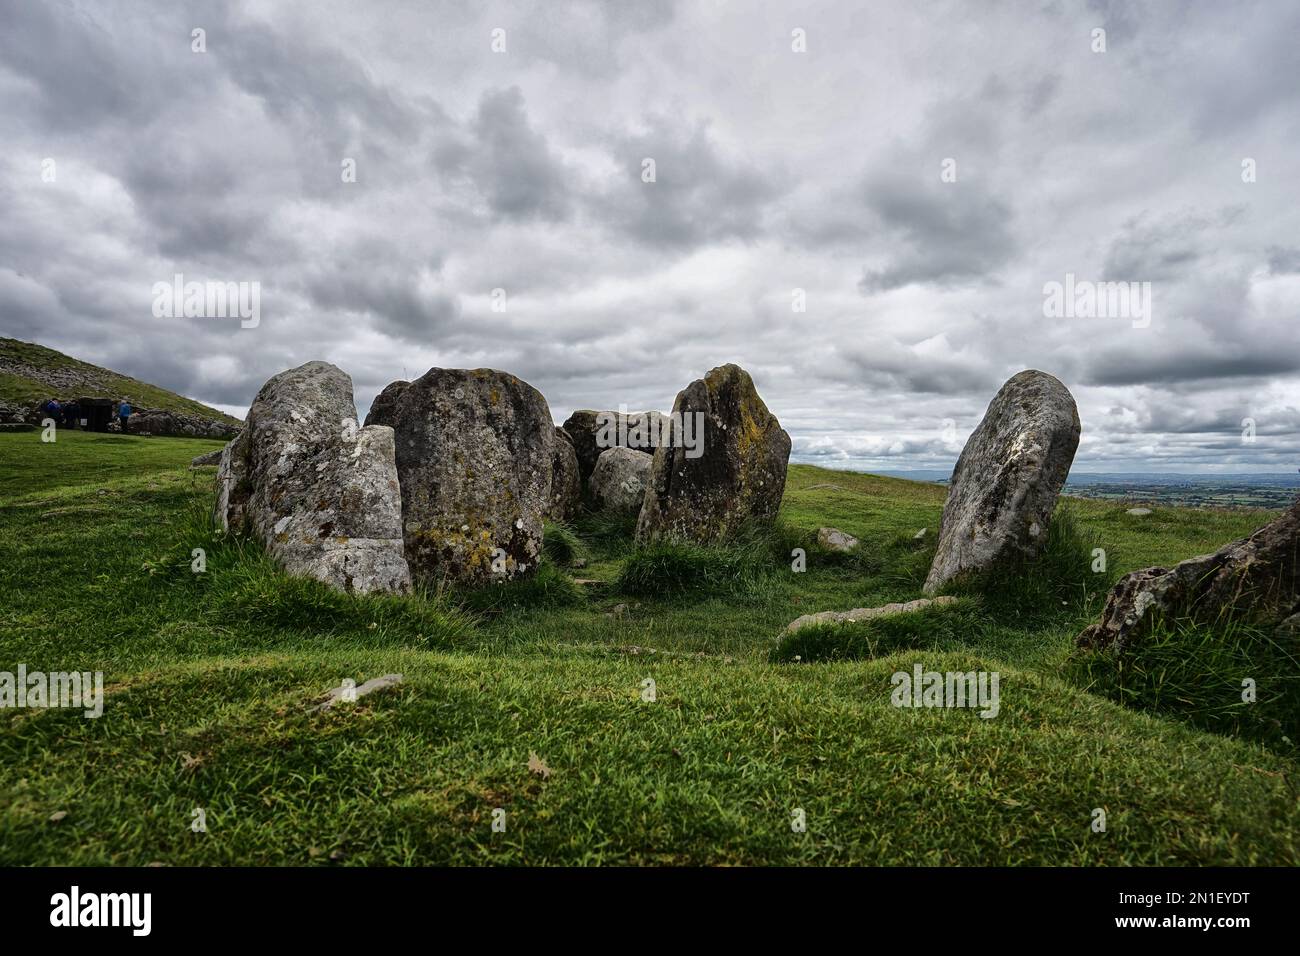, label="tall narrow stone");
[923,370,1080,594]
